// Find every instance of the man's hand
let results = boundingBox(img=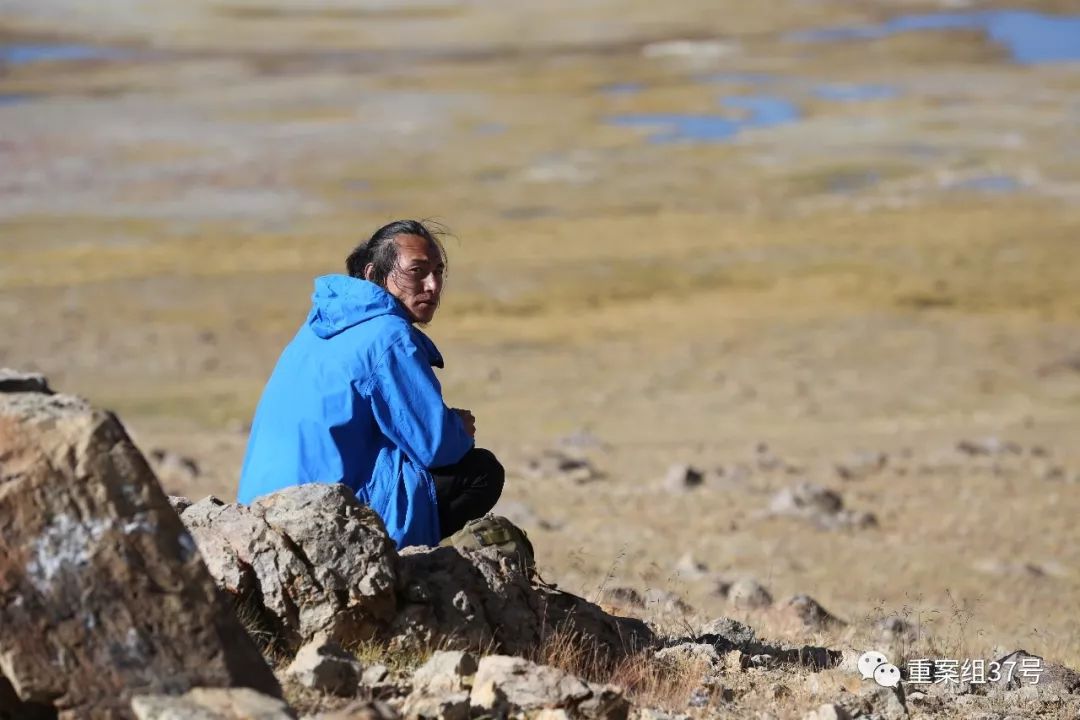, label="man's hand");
[453,408,476,438]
